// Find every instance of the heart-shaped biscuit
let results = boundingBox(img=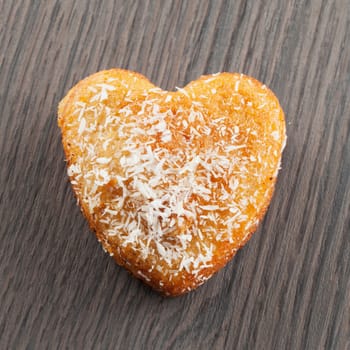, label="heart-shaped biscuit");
[58,69,286,296]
